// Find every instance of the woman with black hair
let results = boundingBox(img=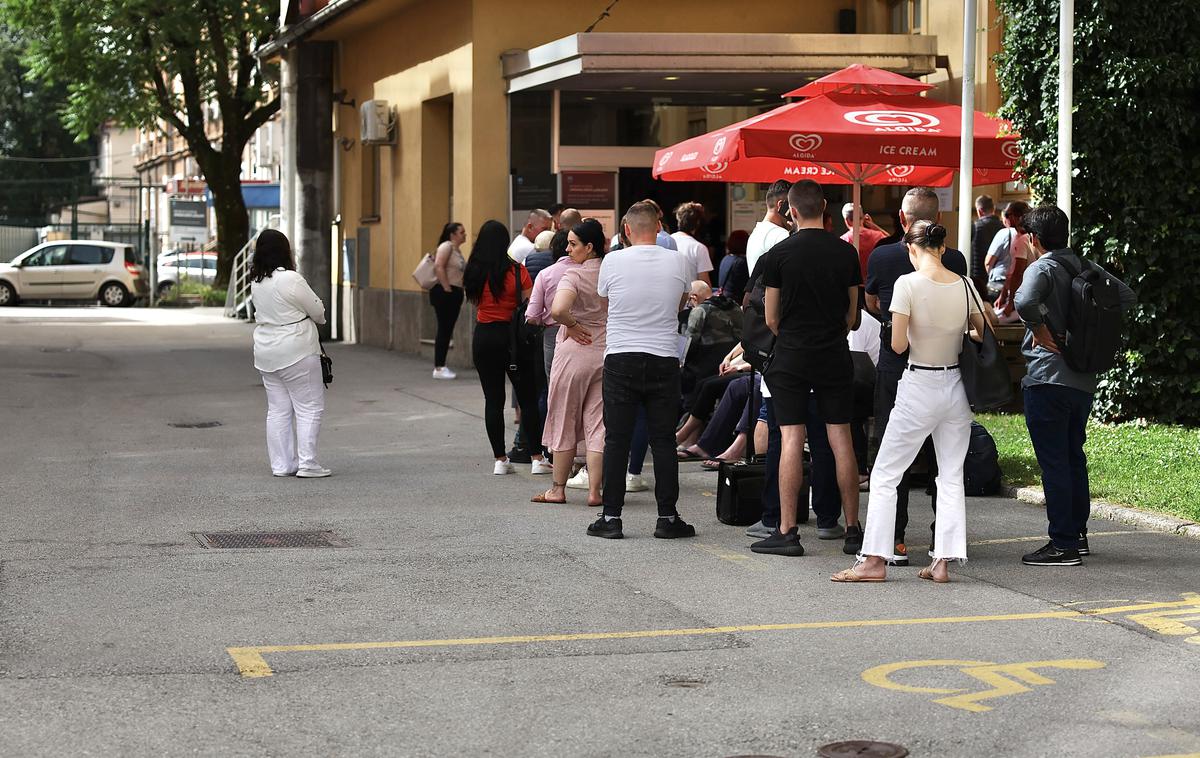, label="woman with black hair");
[249,229,330,478]
[532,219,608,506]
[430,221,467,380]
[464,220,550,476]
[833,221,986,583]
